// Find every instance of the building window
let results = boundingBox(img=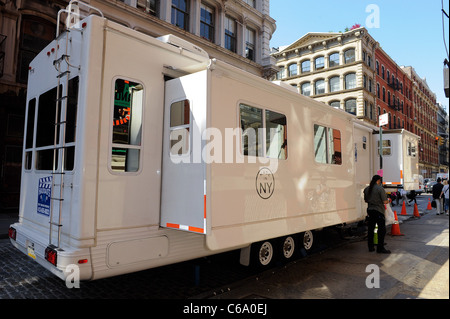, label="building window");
[376,61,379,75]
[245,27,255,61]
[345,99,357,115]
[329,53,339,67]
[381,66,385,79]
[301,82,311,96]
[224,16,237,53]
[301,60,310,73]
[200,3,214,42]
[377,83,380,98]
[345,73,356,90]
[382,87,386,101]
[277,66,285,80]
[330,101,340,109]
[171,0,189,30]
[111,79,143,172]
[314,124,342,165]
[288,63,297,77]
[143,0,159,16]
[315,79,325,95]
[329,76,340,92]
[344,48,355,64]
[17,16,55,83]
[315,56,324,70]
[243,0,256,8]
